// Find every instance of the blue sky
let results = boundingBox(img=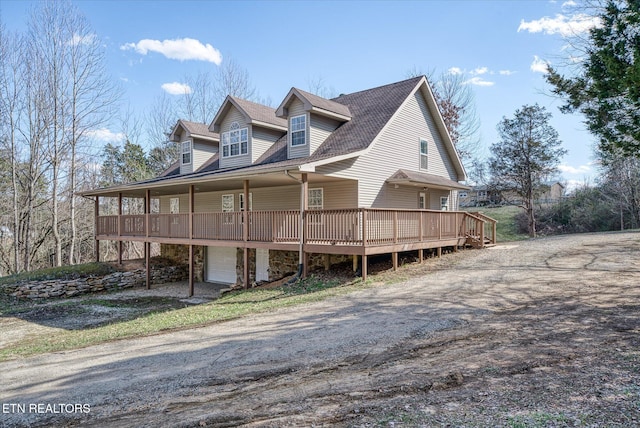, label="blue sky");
[1,0,600,188]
